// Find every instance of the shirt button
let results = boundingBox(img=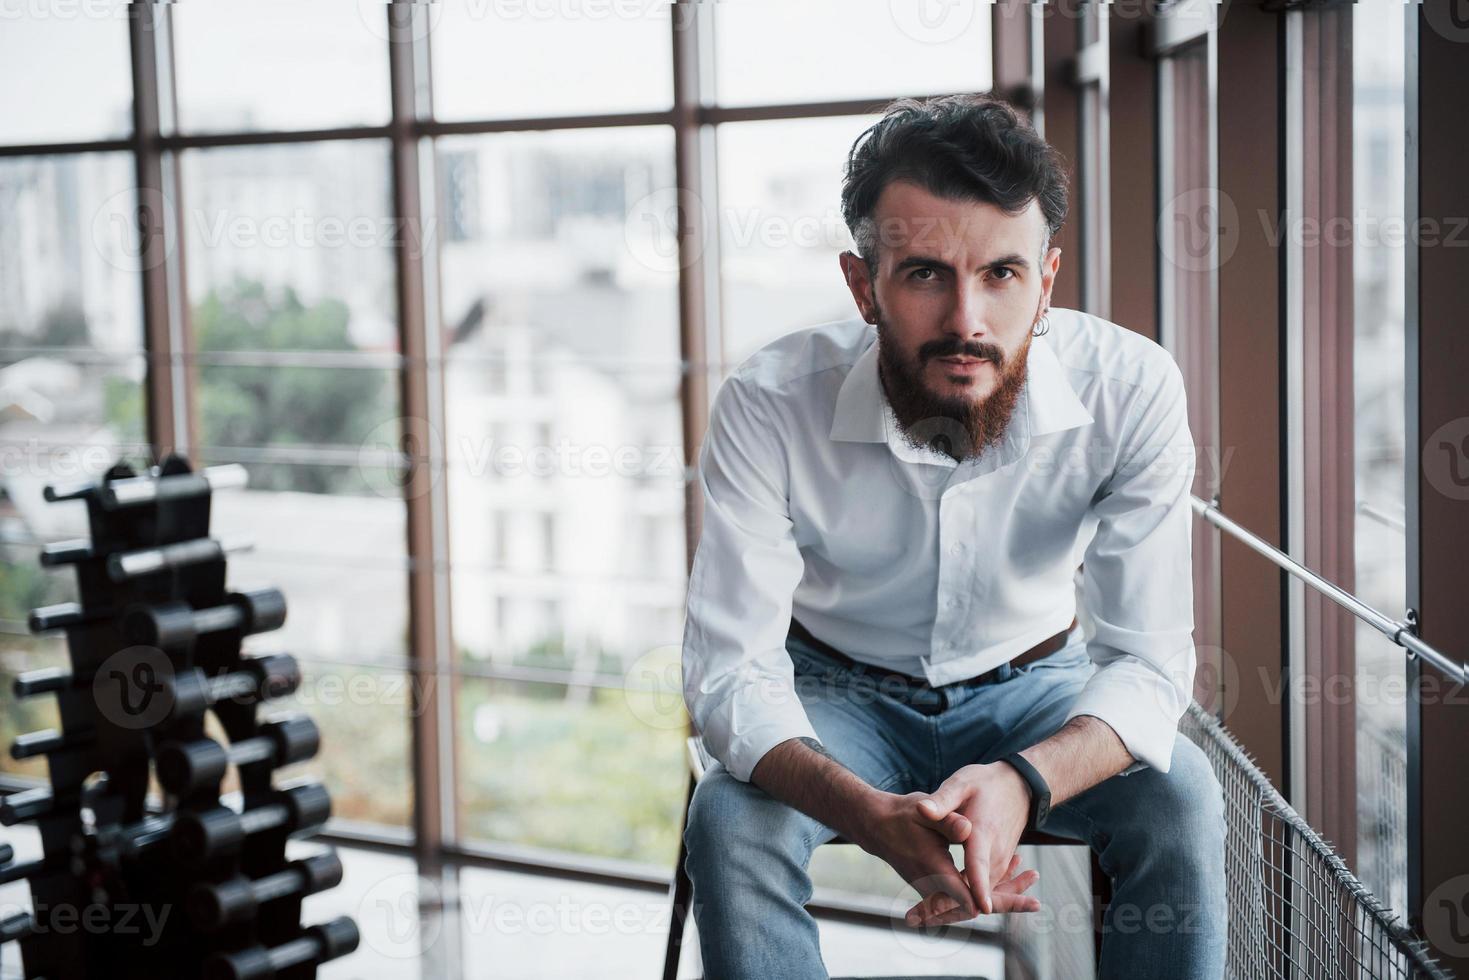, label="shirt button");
[944,597,957,608]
